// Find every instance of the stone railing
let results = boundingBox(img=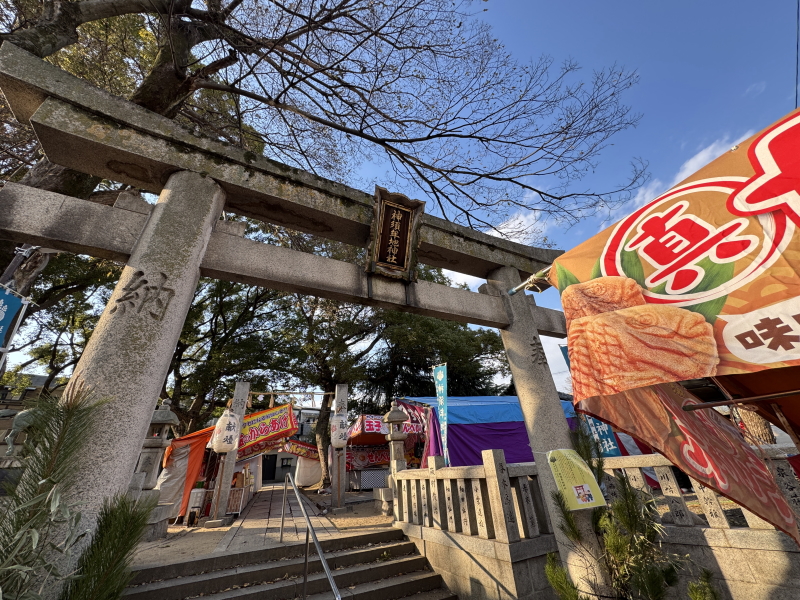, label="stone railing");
[393,446,800,600]
[393,449,548,541]
[602,446,800,530]
[391,449,557,600]
[602,447,800,600]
